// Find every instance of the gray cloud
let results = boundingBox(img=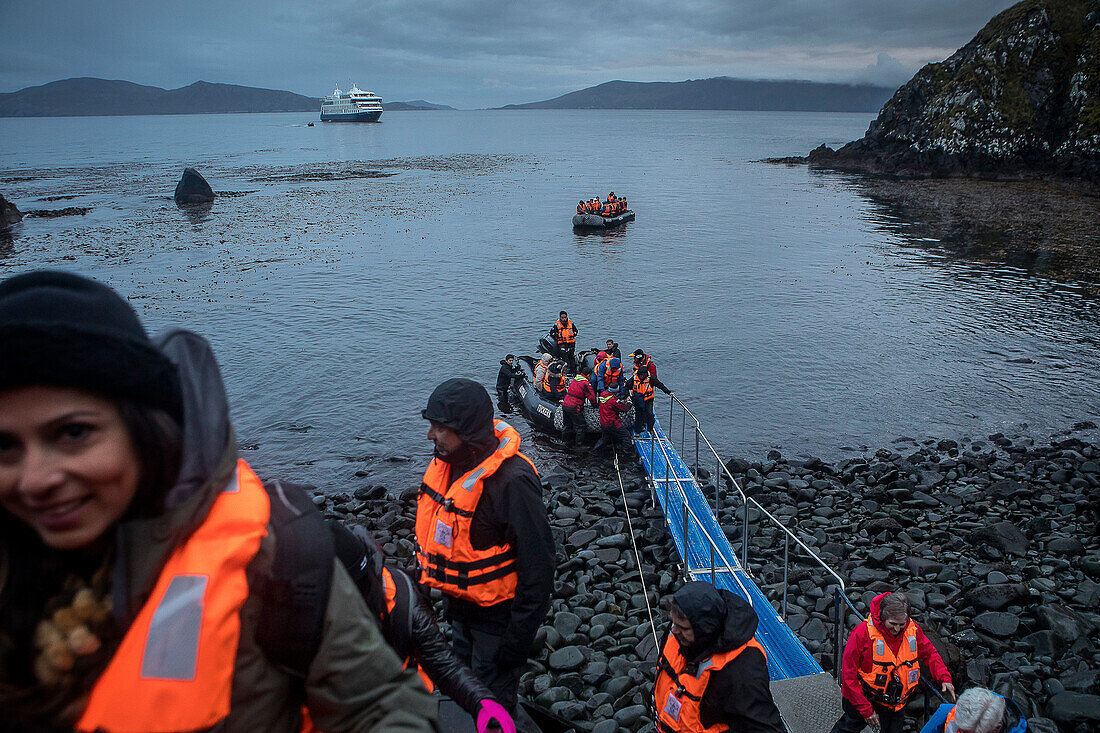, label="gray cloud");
[0,0,1021,107]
